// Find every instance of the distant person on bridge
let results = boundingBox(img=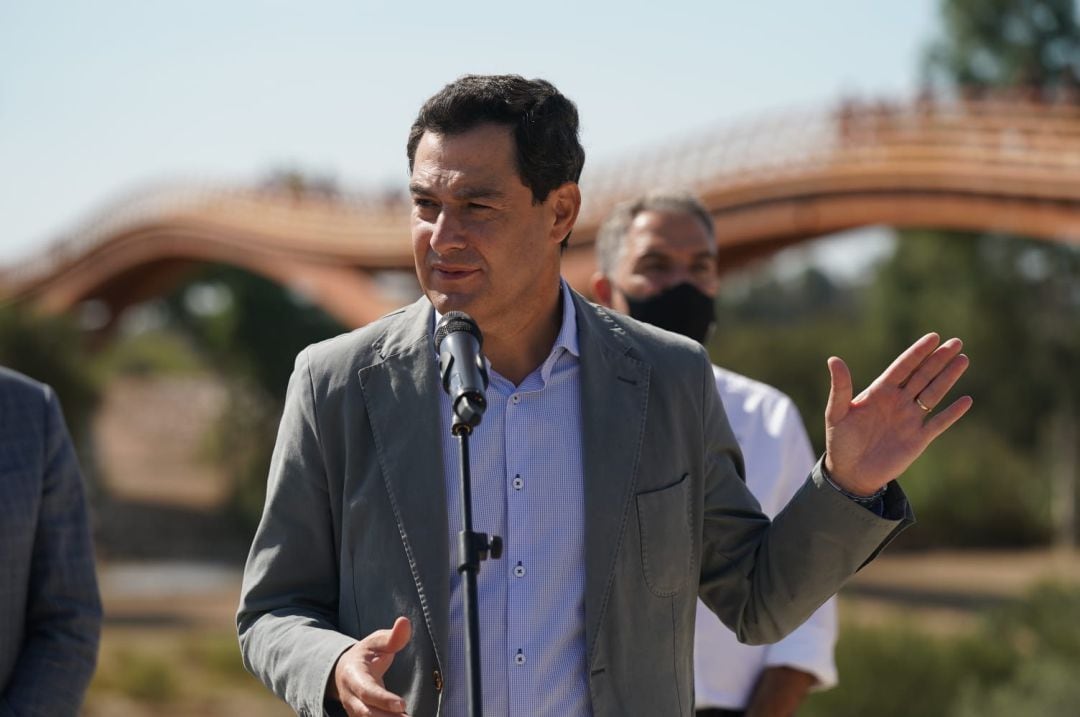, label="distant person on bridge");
[0,366,102,716]
[237,73,972,717]
[592,191,837,717]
